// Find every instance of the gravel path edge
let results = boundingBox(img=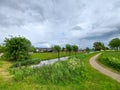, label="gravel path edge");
[89,53,120,83]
